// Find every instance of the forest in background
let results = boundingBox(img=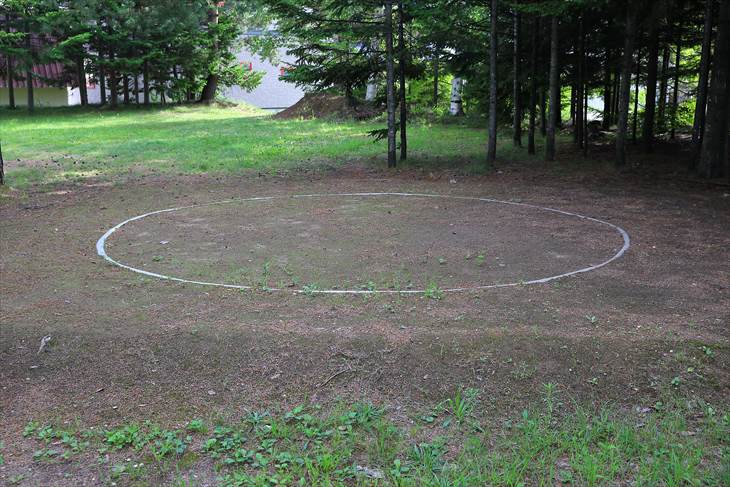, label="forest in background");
[1,0,729,182]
